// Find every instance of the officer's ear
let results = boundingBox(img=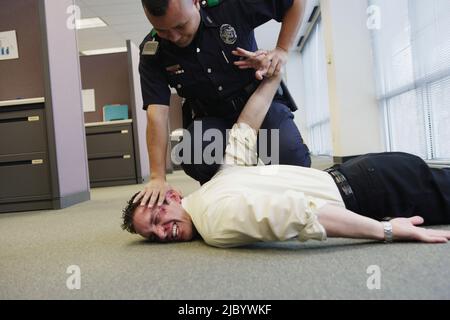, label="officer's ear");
[193,0,200,10]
